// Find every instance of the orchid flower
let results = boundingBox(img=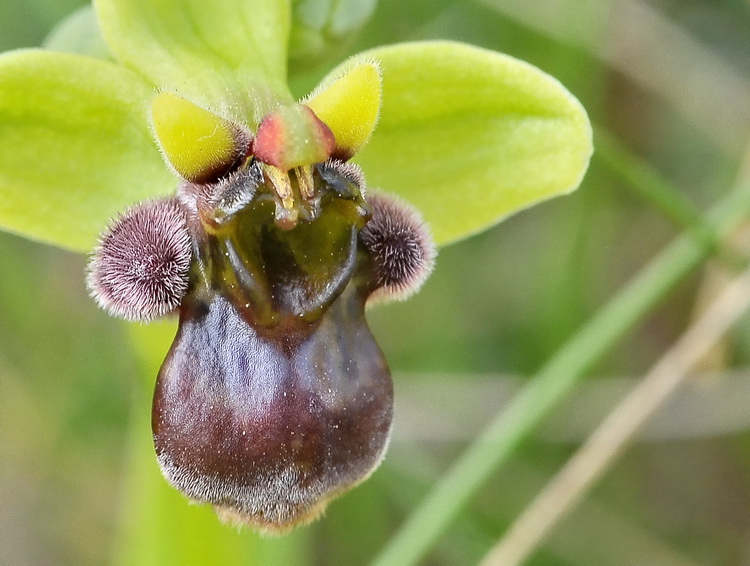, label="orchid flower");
[0,0,591,533]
